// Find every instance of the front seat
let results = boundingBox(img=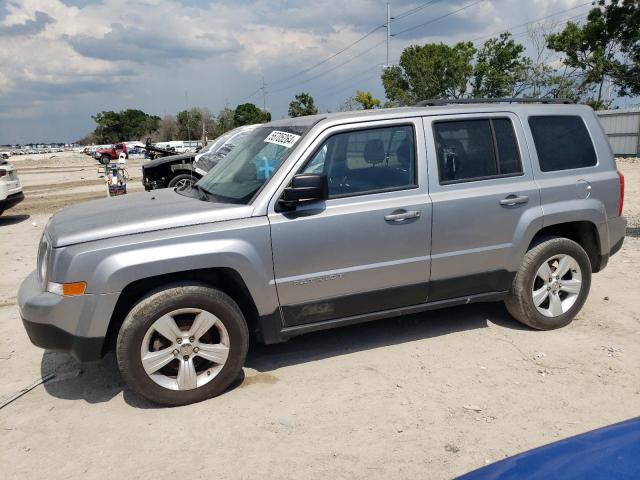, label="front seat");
[363,139,385,166]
